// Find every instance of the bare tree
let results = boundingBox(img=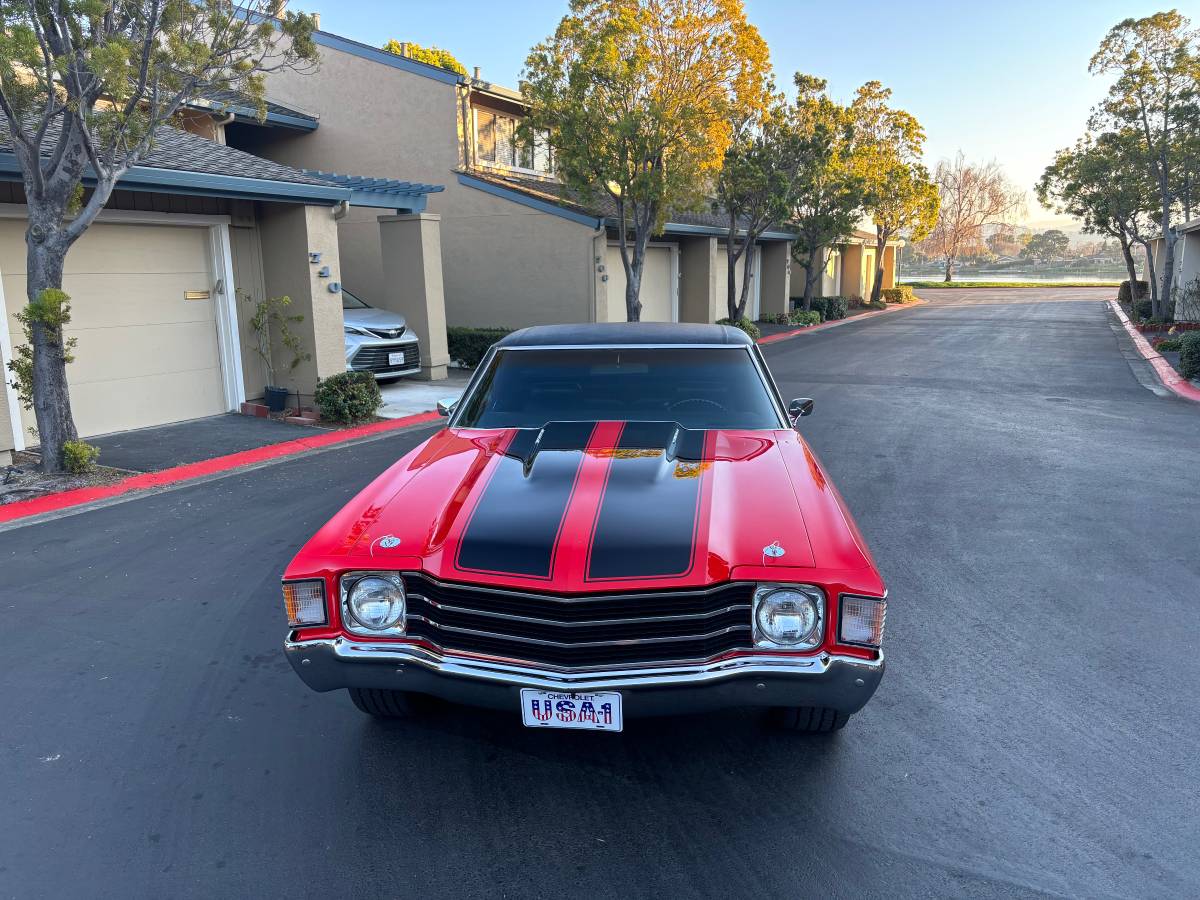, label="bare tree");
[0,1,318,471]
[920,152,1024,282]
